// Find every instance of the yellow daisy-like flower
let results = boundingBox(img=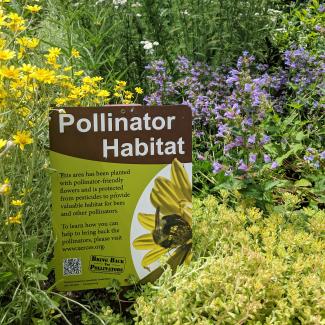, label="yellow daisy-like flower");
[71,48,80,58]
[17,37,40,49]
[117,80,127,87]
[0,138,7,149]
[97,90,110,97]
[55,97,68,106]
[133,159,192,269]
[30,68,56,84]
[74,70,84,76]
[11,199,24,206]
[48,47,61,57]
[0,49,15,61]
[13,130,33,150]
[25,5,42,13]
[5,211,22,225]
[135,87,143,94]
[0,65,20,80]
